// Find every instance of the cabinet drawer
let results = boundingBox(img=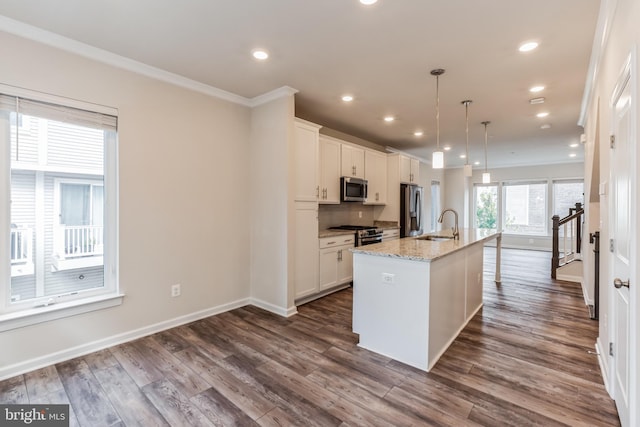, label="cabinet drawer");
[319,235,355,249]
[382,229,400,240]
